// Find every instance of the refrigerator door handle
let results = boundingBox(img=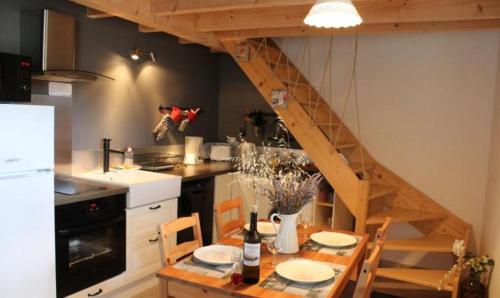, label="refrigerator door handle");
[0,169,53,180]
